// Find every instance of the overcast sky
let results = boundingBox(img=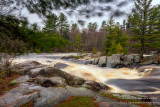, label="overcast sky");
[23,0,160,29]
